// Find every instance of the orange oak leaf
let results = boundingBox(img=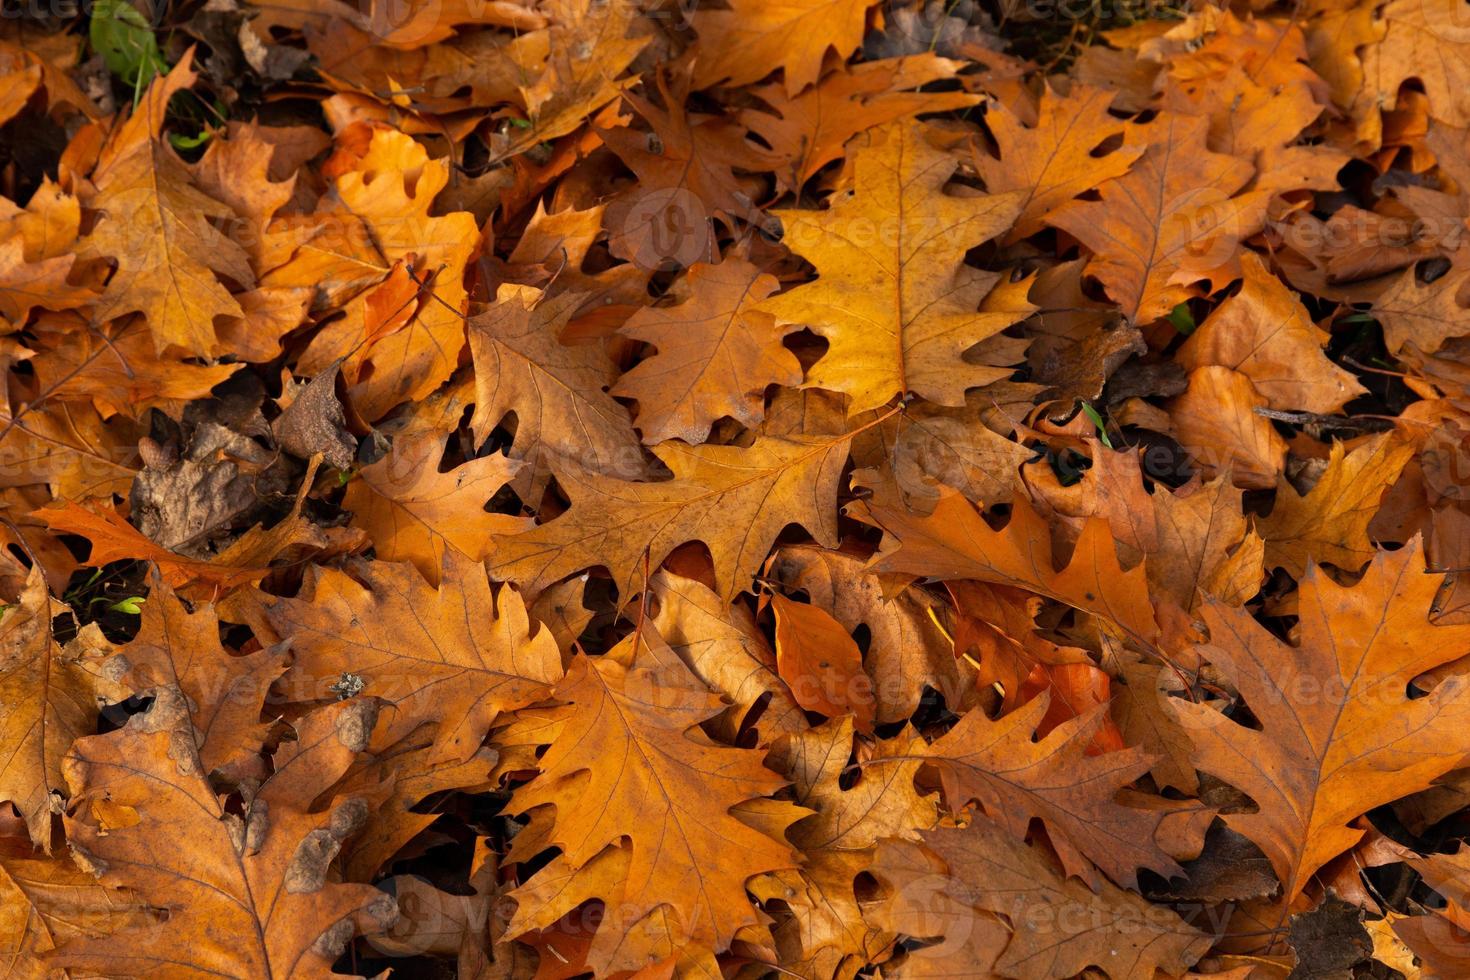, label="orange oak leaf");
[223,553,562,765]
[0,401,141,500]
[1170,538,1470,900]
[0,566,99,849]
[343,434,527,586]
[976,82,1144,241]
[297,126,479,421]
[0,837,155,973]
[1167,365,1288,490]
[51,692,397,976]
[1360,0,1470,129]
[0,236,95,323]
[768,544,967,724]
[601,70,777,231]
[861,492,1164,651]
[83,52,254,357]
[1049,113,1259,323]
[499,0,647,161]
[739,54,981,193]
[507,635,801,970]
[752,717,934,974]
[928,695,1185,889]
[40,467,365,596]
[760,121,1024,415]
[1147,475,1266,610]
[1177,251,1367,414]
[871,820,1212,980]
[612,258,800,445]
[488,427,862,603]
[26,314,239,420]
[1370,256,1470,356]
[1257,432,1415,577]
[690,0,873,95]
[469,286,647,478]
[103,577,287,782]
[770,592,875,731]
[648,569,808,741]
